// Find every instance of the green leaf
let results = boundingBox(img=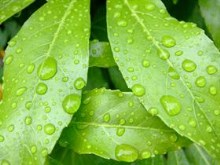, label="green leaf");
[89,40,116,68]
[199,0,220,49]
[0,0,35,24]
[59,88,190,162]
[167,149,190,165]
[185,144,219,165]
[107,0,220,159]
[0,0,90,164]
